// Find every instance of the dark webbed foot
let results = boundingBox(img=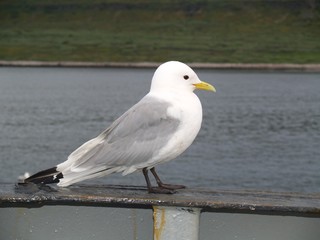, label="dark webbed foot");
[142,167,185,194]
[148,187,176,194]
[157,183,186,190]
